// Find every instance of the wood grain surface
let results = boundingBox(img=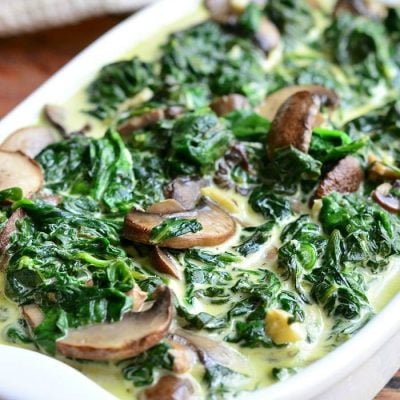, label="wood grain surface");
[0,13,398,400]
